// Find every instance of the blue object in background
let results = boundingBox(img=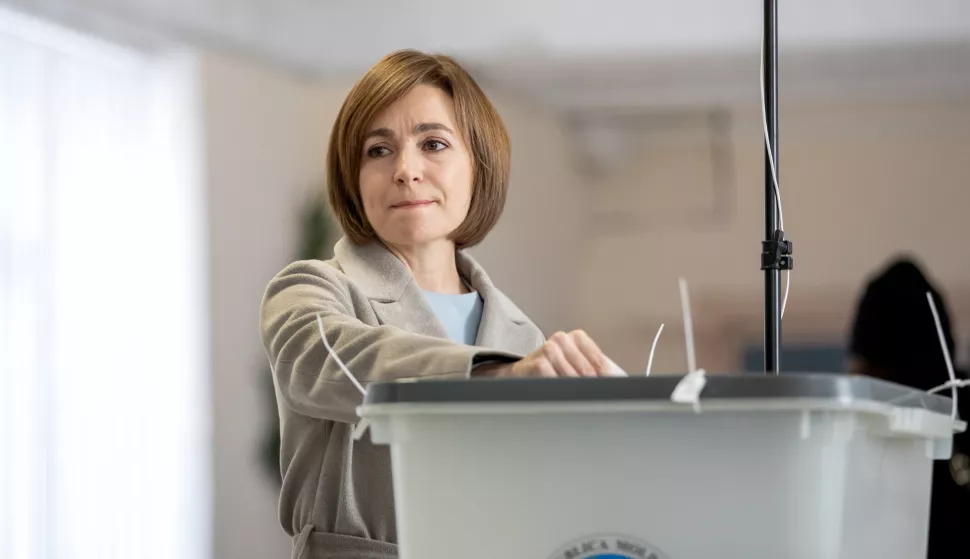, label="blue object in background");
[741,343,846,373]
